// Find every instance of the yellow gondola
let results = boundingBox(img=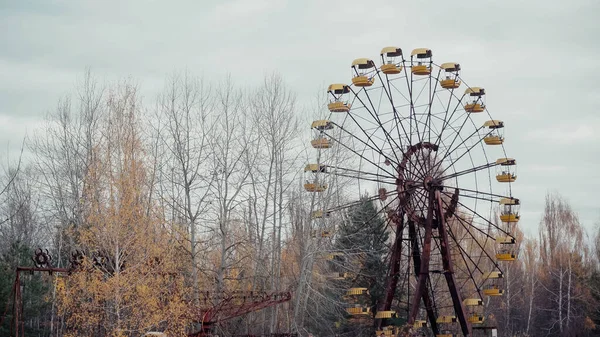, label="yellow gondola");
[464,87,486,112]
[311,138,330,149]
[499,198,520,223]
[327,84,351,112]
[496,251,517,261]
[374,310,395,319]
[304,182,327,192]
[496,236,516,244]
[440,62,461,89]
[311,210,330,219]
[483,120,504,145]
[311,119,333,131]
[304,164,327,173]
[414,320,427,328]
[482,271,504,296]
[496,158,517,182]
[351,58,376,87]
[346,287,369,296]
[380,47,403,74]
[411,48,432,75]
[468,314,485,324]
[346,305,371,315]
